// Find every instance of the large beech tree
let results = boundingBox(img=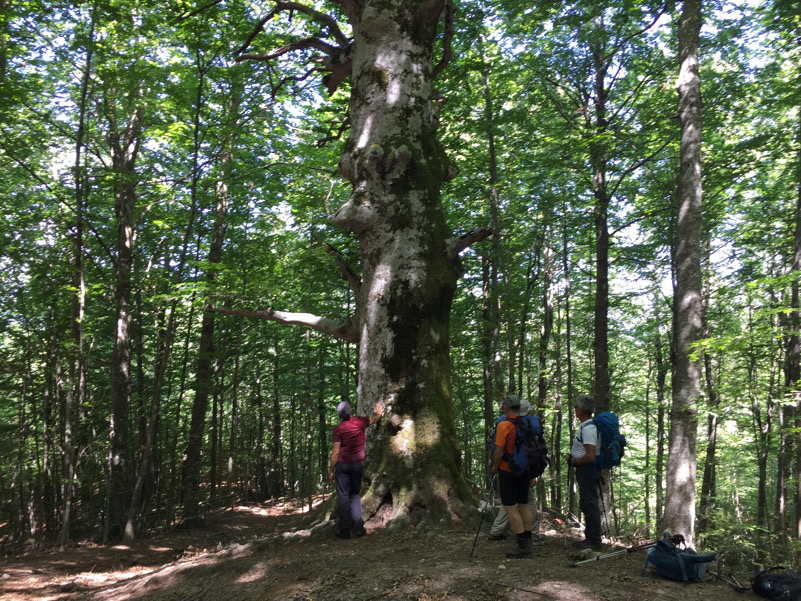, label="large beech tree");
[223,0,489,526]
